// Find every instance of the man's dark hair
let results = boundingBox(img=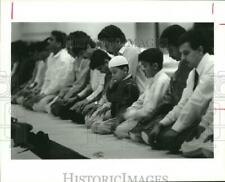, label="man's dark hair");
[90,49,111,70]
[27,42,41,54]
[138,48,163,70]
[39,37,50,51]
[98,25,126,43]
[193,23,214,54]
[160,25,186,48]
[28,38,50,53]
[11,40,28,61]
[178,28,209,53]
[68,31,95,57]
[51,31,67,48]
